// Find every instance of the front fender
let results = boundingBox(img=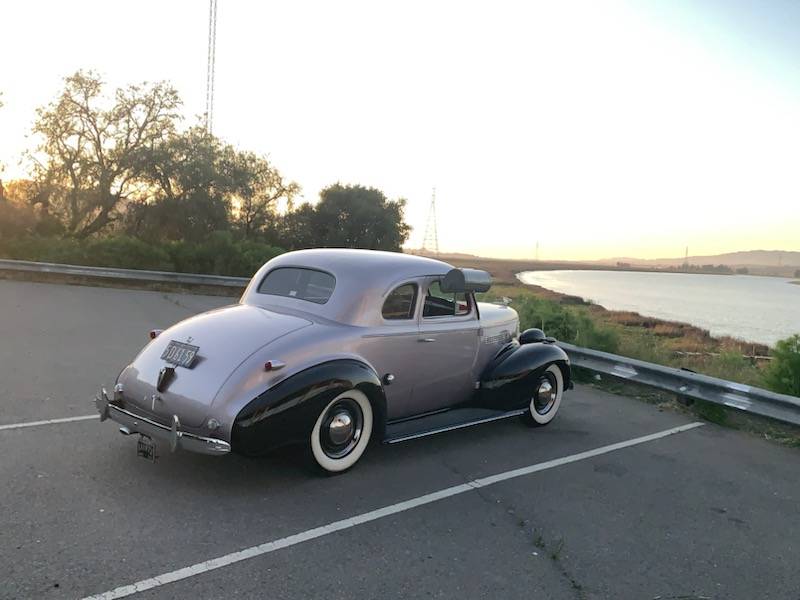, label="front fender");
[231,359,387,456]
[478,341,571,410]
